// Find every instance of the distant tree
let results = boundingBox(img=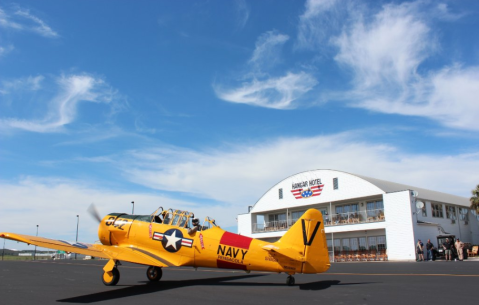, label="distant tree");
[471,184,479,213]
